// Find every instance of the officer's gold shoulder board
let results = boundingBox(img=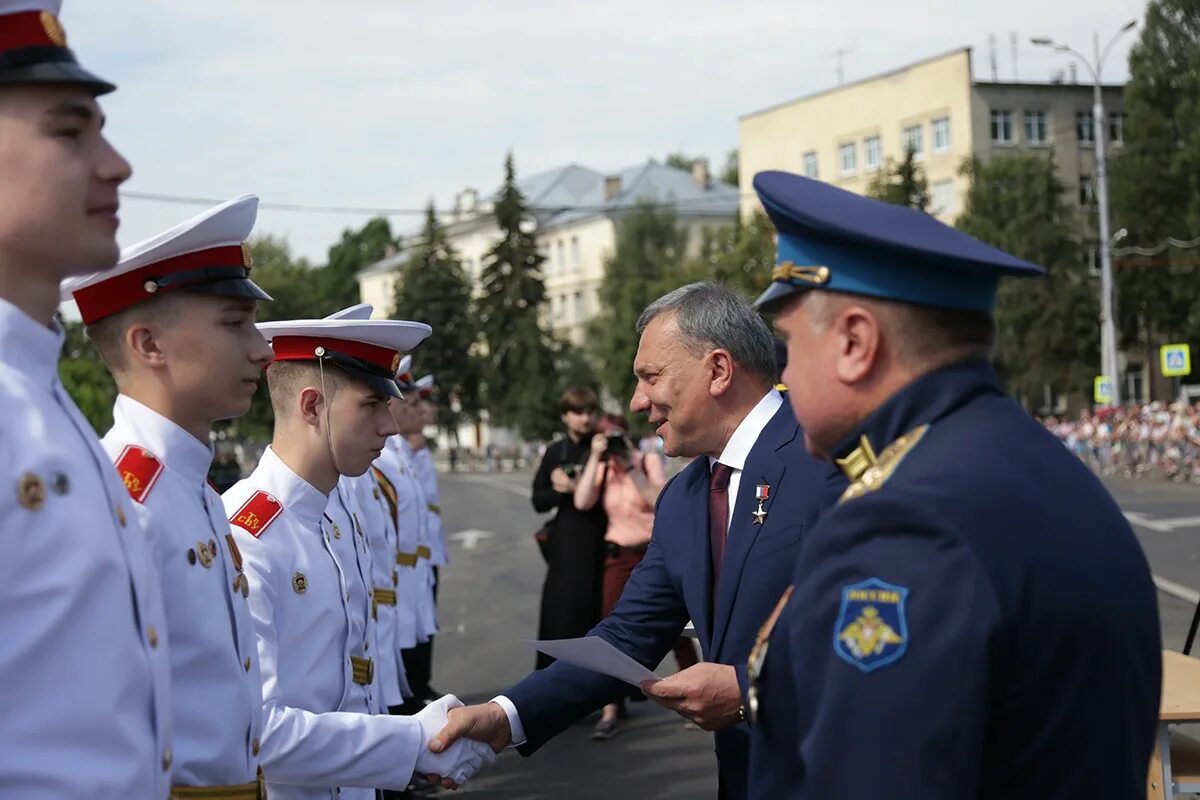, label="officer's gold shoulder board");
[229,490,283,538]
[115,445,164,504]
[839,424,930,505]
